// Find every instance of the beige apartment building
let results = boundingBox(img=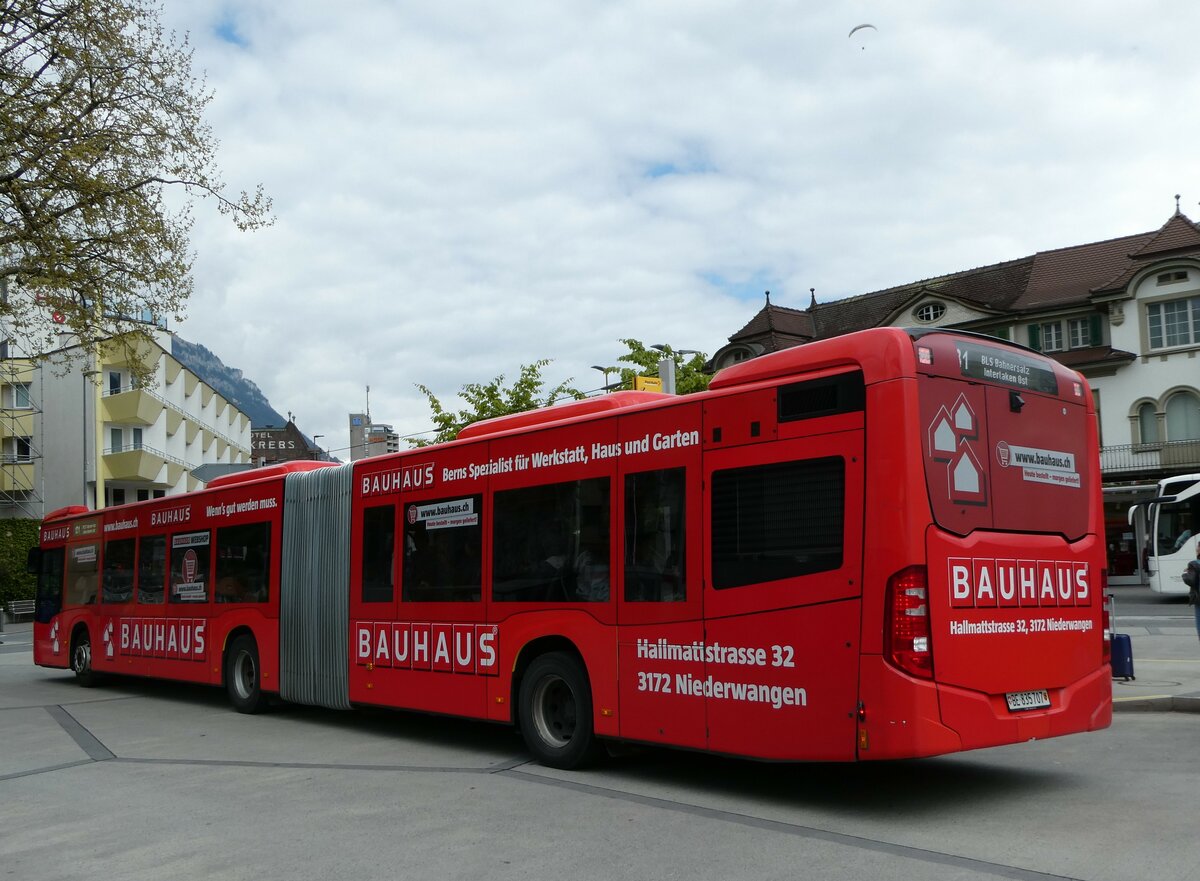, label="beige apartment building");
[0,329,252,518]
